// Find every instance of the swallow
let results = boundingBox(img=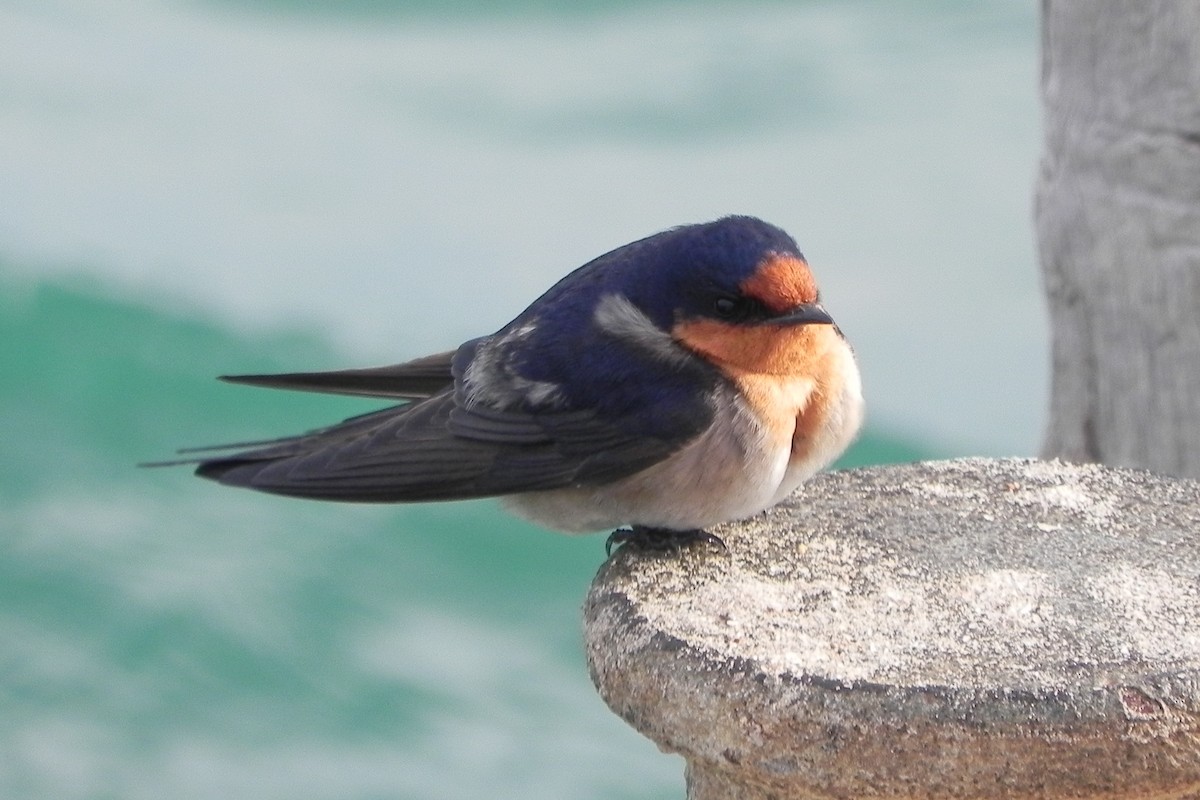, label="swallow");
[165,216,863,551]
